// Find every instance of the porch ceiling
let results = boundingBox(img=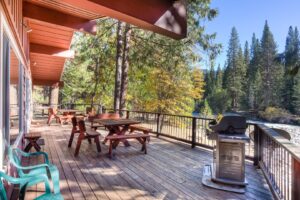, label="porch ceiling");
[24,0,187,86]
